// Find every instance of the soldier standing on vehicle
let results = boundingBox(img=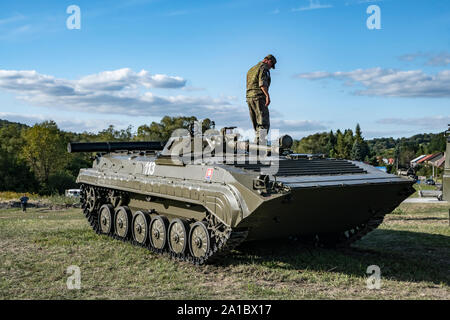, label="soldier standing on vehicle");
[246,54,277,145]
[20,194,29,212]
